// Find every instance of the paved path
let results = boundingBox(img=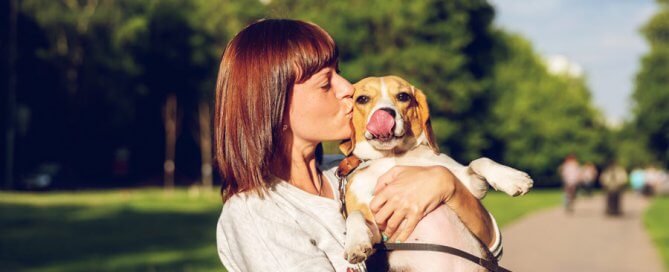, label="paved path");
[500,193,665,272]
